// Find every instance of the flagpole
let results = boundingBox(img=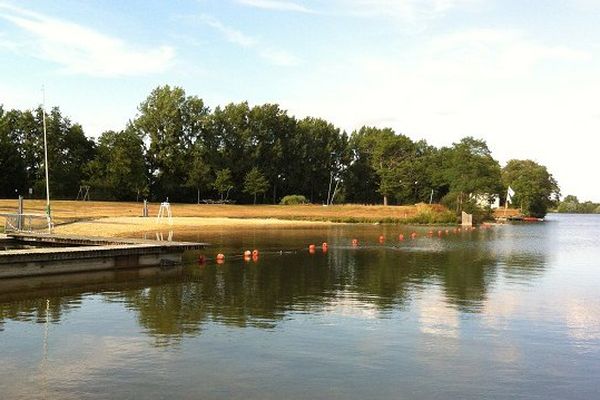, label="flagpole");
[42,85,52,233]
